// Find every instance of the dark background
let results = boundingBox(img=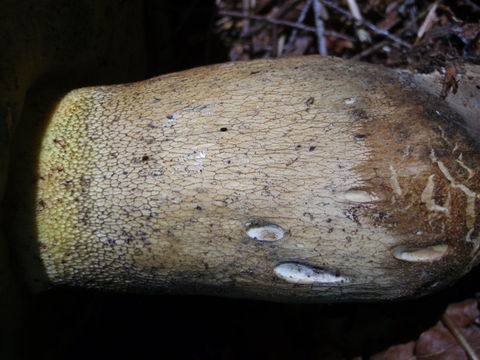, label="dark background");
[24,269,480,359]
